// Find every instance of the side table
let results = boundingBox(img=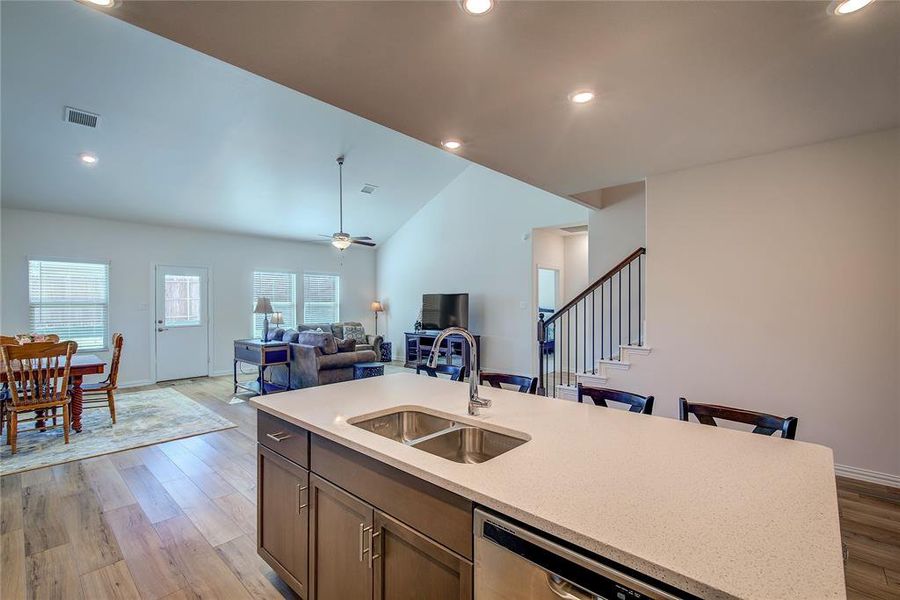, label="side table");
[353,362,385,380]
[234,339,290,395]
[379,341,392,363]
